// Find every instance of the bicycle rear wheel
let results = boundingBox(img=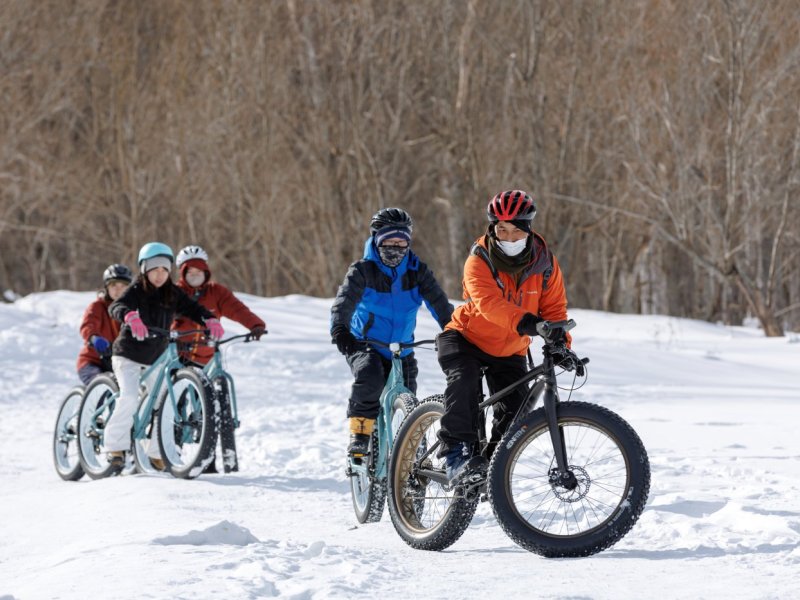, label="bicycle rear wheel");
[350,393,416,523]
[488,401,650,557]
[53,386,86,481]
[387,396,479,550]
[76,375,120,480]
[155,368,214,479]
